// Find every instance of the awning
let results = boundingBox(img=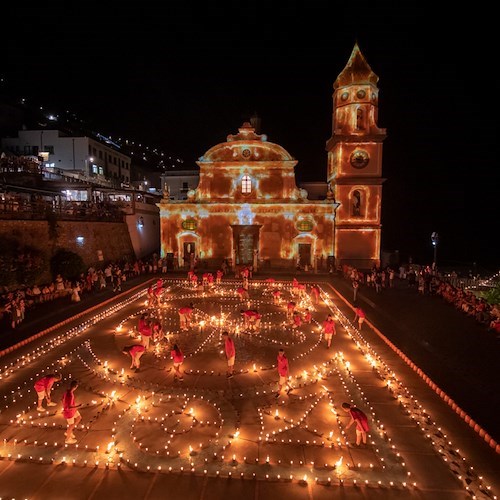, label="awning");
[1,184,63,196]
